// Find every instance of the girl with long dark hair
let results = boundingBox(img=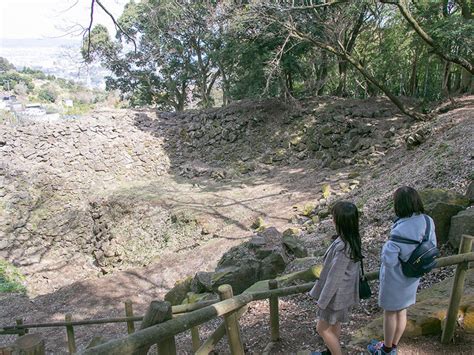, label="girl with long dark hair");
[309,201,362,355]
